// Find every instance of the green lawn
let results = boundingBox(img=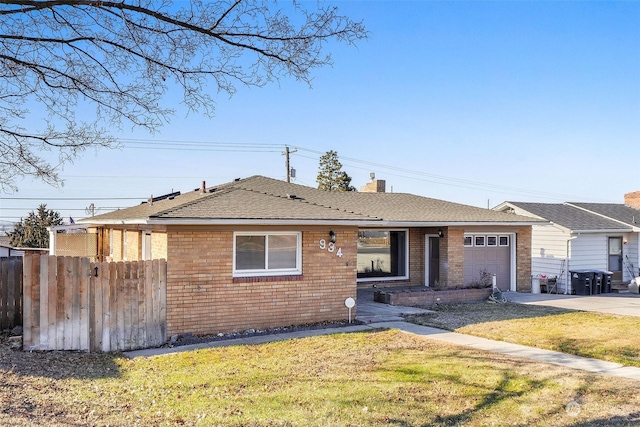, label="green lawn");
[4,329,639,426]
[406,302,640,368]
